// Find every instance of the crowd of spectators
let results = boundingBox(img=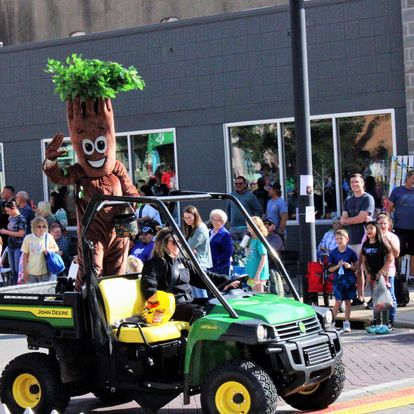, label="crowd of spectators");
[0,185,74,286]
